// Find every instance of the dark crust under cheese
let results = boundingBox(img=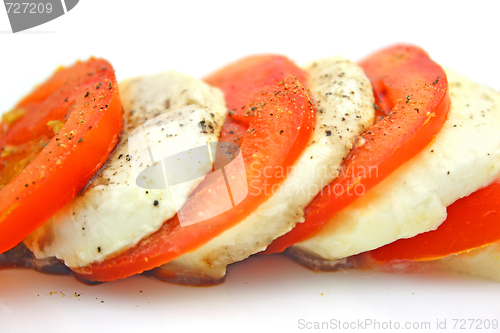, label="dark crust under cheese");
[285,246,436,275]
[0,244,225,286]
[144,265,225,287]
[284,246,366,272]
[0,243,71,274]
[0,243,106,285]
